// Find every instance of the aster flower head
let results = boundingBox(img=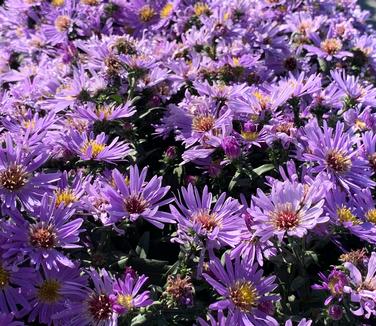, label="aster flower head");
[362,131,376,173]
[325,188,376,244]
[0,133,60,210]
[304,31,352,61]
[196,310,231,326]
[312,268,348,305]
[0,257,35,317]
[330,69,376,108]
[203,254,279,326]
[53,268,117,326]
[75,102,136,122]
[64,130,131,163]
[344,252,376,319]
[53,170,90,209]
[250,179,328,242]
[231,195,277,266]
[28,264,88,326]
[285,318,313,326]
[301,119,375,191]
[2,195,84,270]
[105,165,174,228]
[170,184,245,249]
[110,272,153,315]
